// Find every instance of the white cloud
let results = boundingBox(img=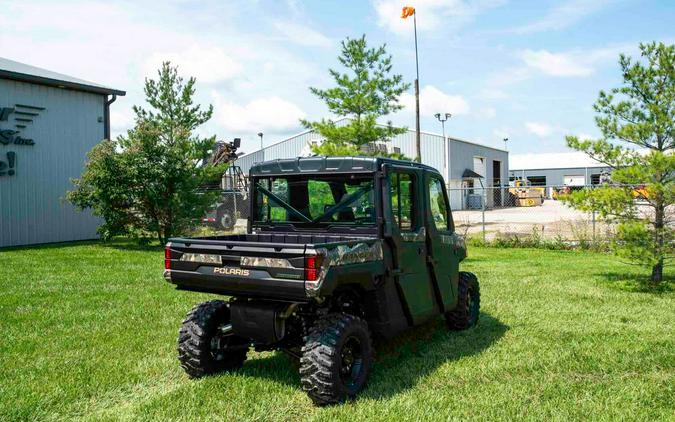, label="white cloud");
[525,122,554,138]
[272,21,332,47]
[400,85,470,116]
[143,46,243,84]
[212,93,306,133]
[512,0,613,34]
[516,45,637,79]
[110,109,135,135]
[520,49,593,77]
[372,0,505,35]
[477,107,496,119]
